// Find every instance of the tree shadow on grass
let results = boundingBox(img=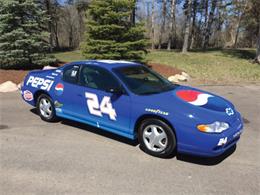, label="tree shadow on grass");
[190,48,255,60]
[220,49,255,60]
[189,47,223,53]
